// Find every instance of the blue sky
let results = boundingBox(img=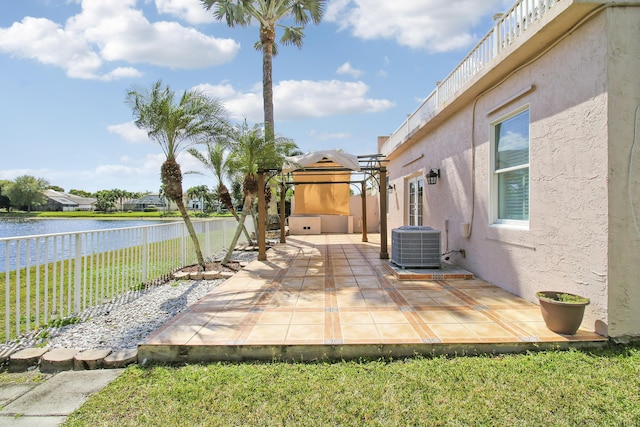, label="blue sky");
[0,0,512,193]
